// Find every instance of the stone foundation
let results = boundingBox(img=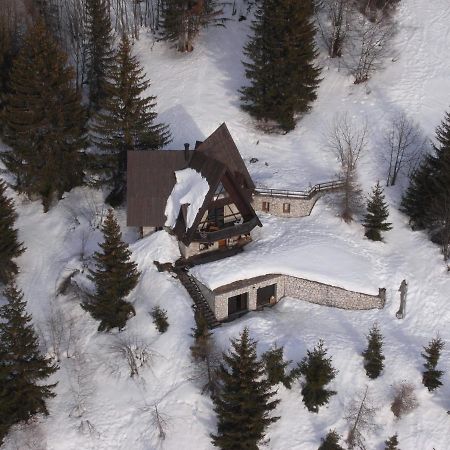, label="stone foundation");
[192,273,386,321]
[252,193,321,218]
